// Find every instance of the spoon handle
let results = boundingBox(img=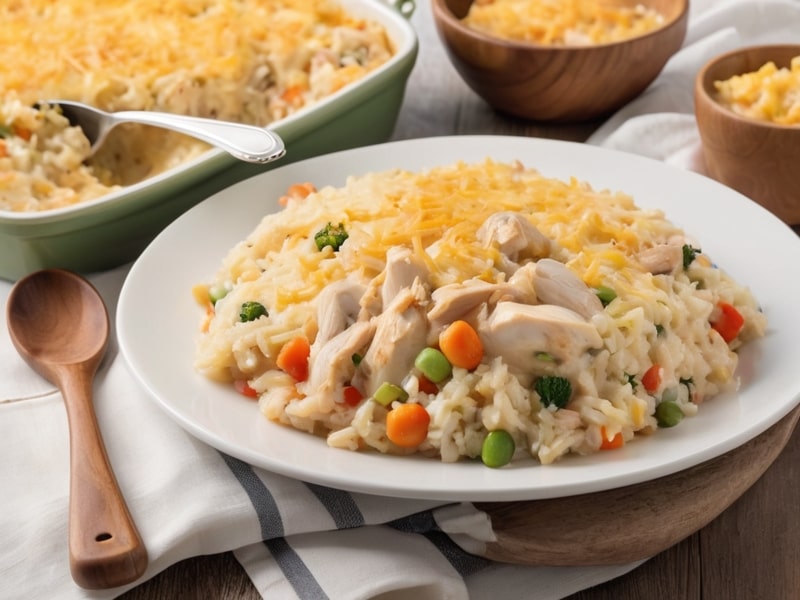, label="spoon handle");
[60,366,148,589]
[114,110,286,163]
